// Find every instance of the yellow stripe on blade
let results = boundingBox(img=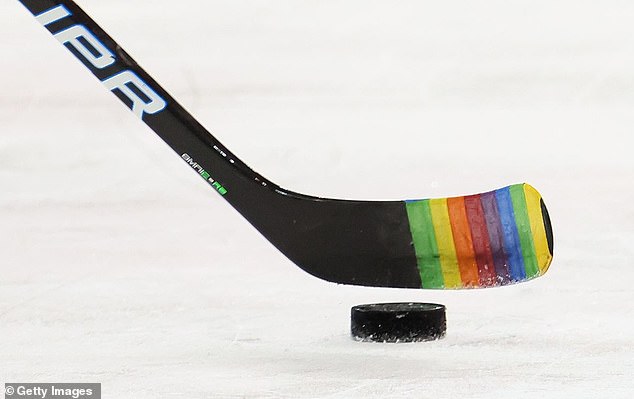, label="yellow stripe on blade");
[429,198,463,288]
[523,184,553,274]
